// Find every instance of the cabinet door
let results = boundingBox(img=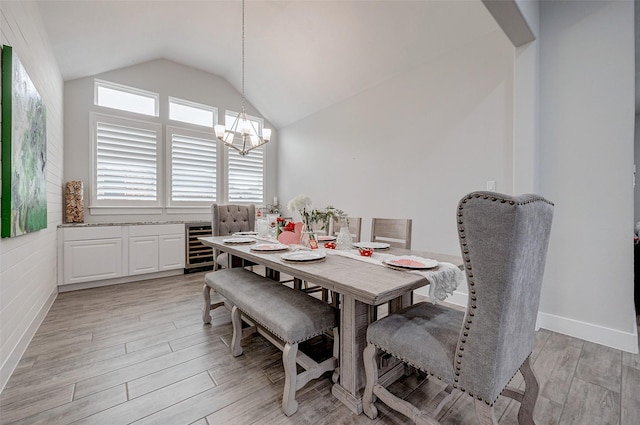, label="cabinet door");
[159,233,185,271]
[129,236,159,275]
[63,238,123,285]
